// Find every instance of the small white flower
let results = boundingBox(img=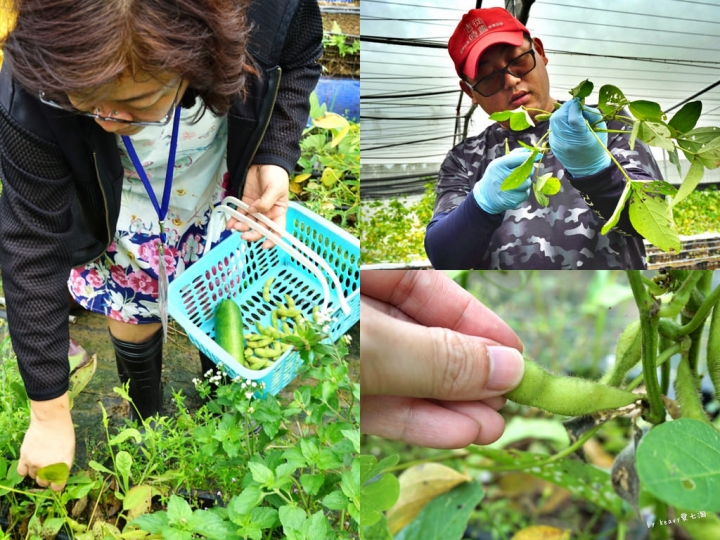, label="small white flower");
[248,407,254,413]
[245,391,254,400]
[204,369,214,378]
[250,381,257,388]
